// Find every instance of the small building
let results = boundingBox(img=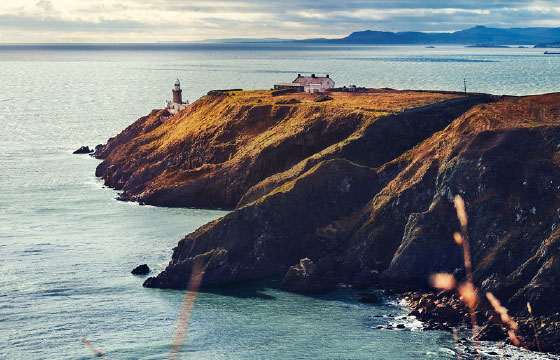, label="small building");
[273,83,305,92]
[165,79,189,115]
[274,74,335,94]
